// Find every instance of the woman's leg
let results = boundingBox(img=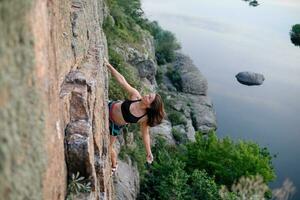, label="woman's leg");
[109,135,117,168]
